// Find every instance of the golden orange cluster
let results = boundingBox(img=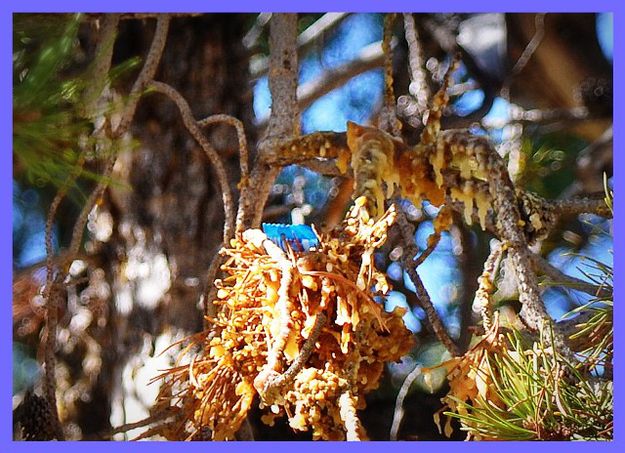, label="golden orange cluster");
[151,202,414,440]
[343,121,495,235]
[432,317,507,440]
